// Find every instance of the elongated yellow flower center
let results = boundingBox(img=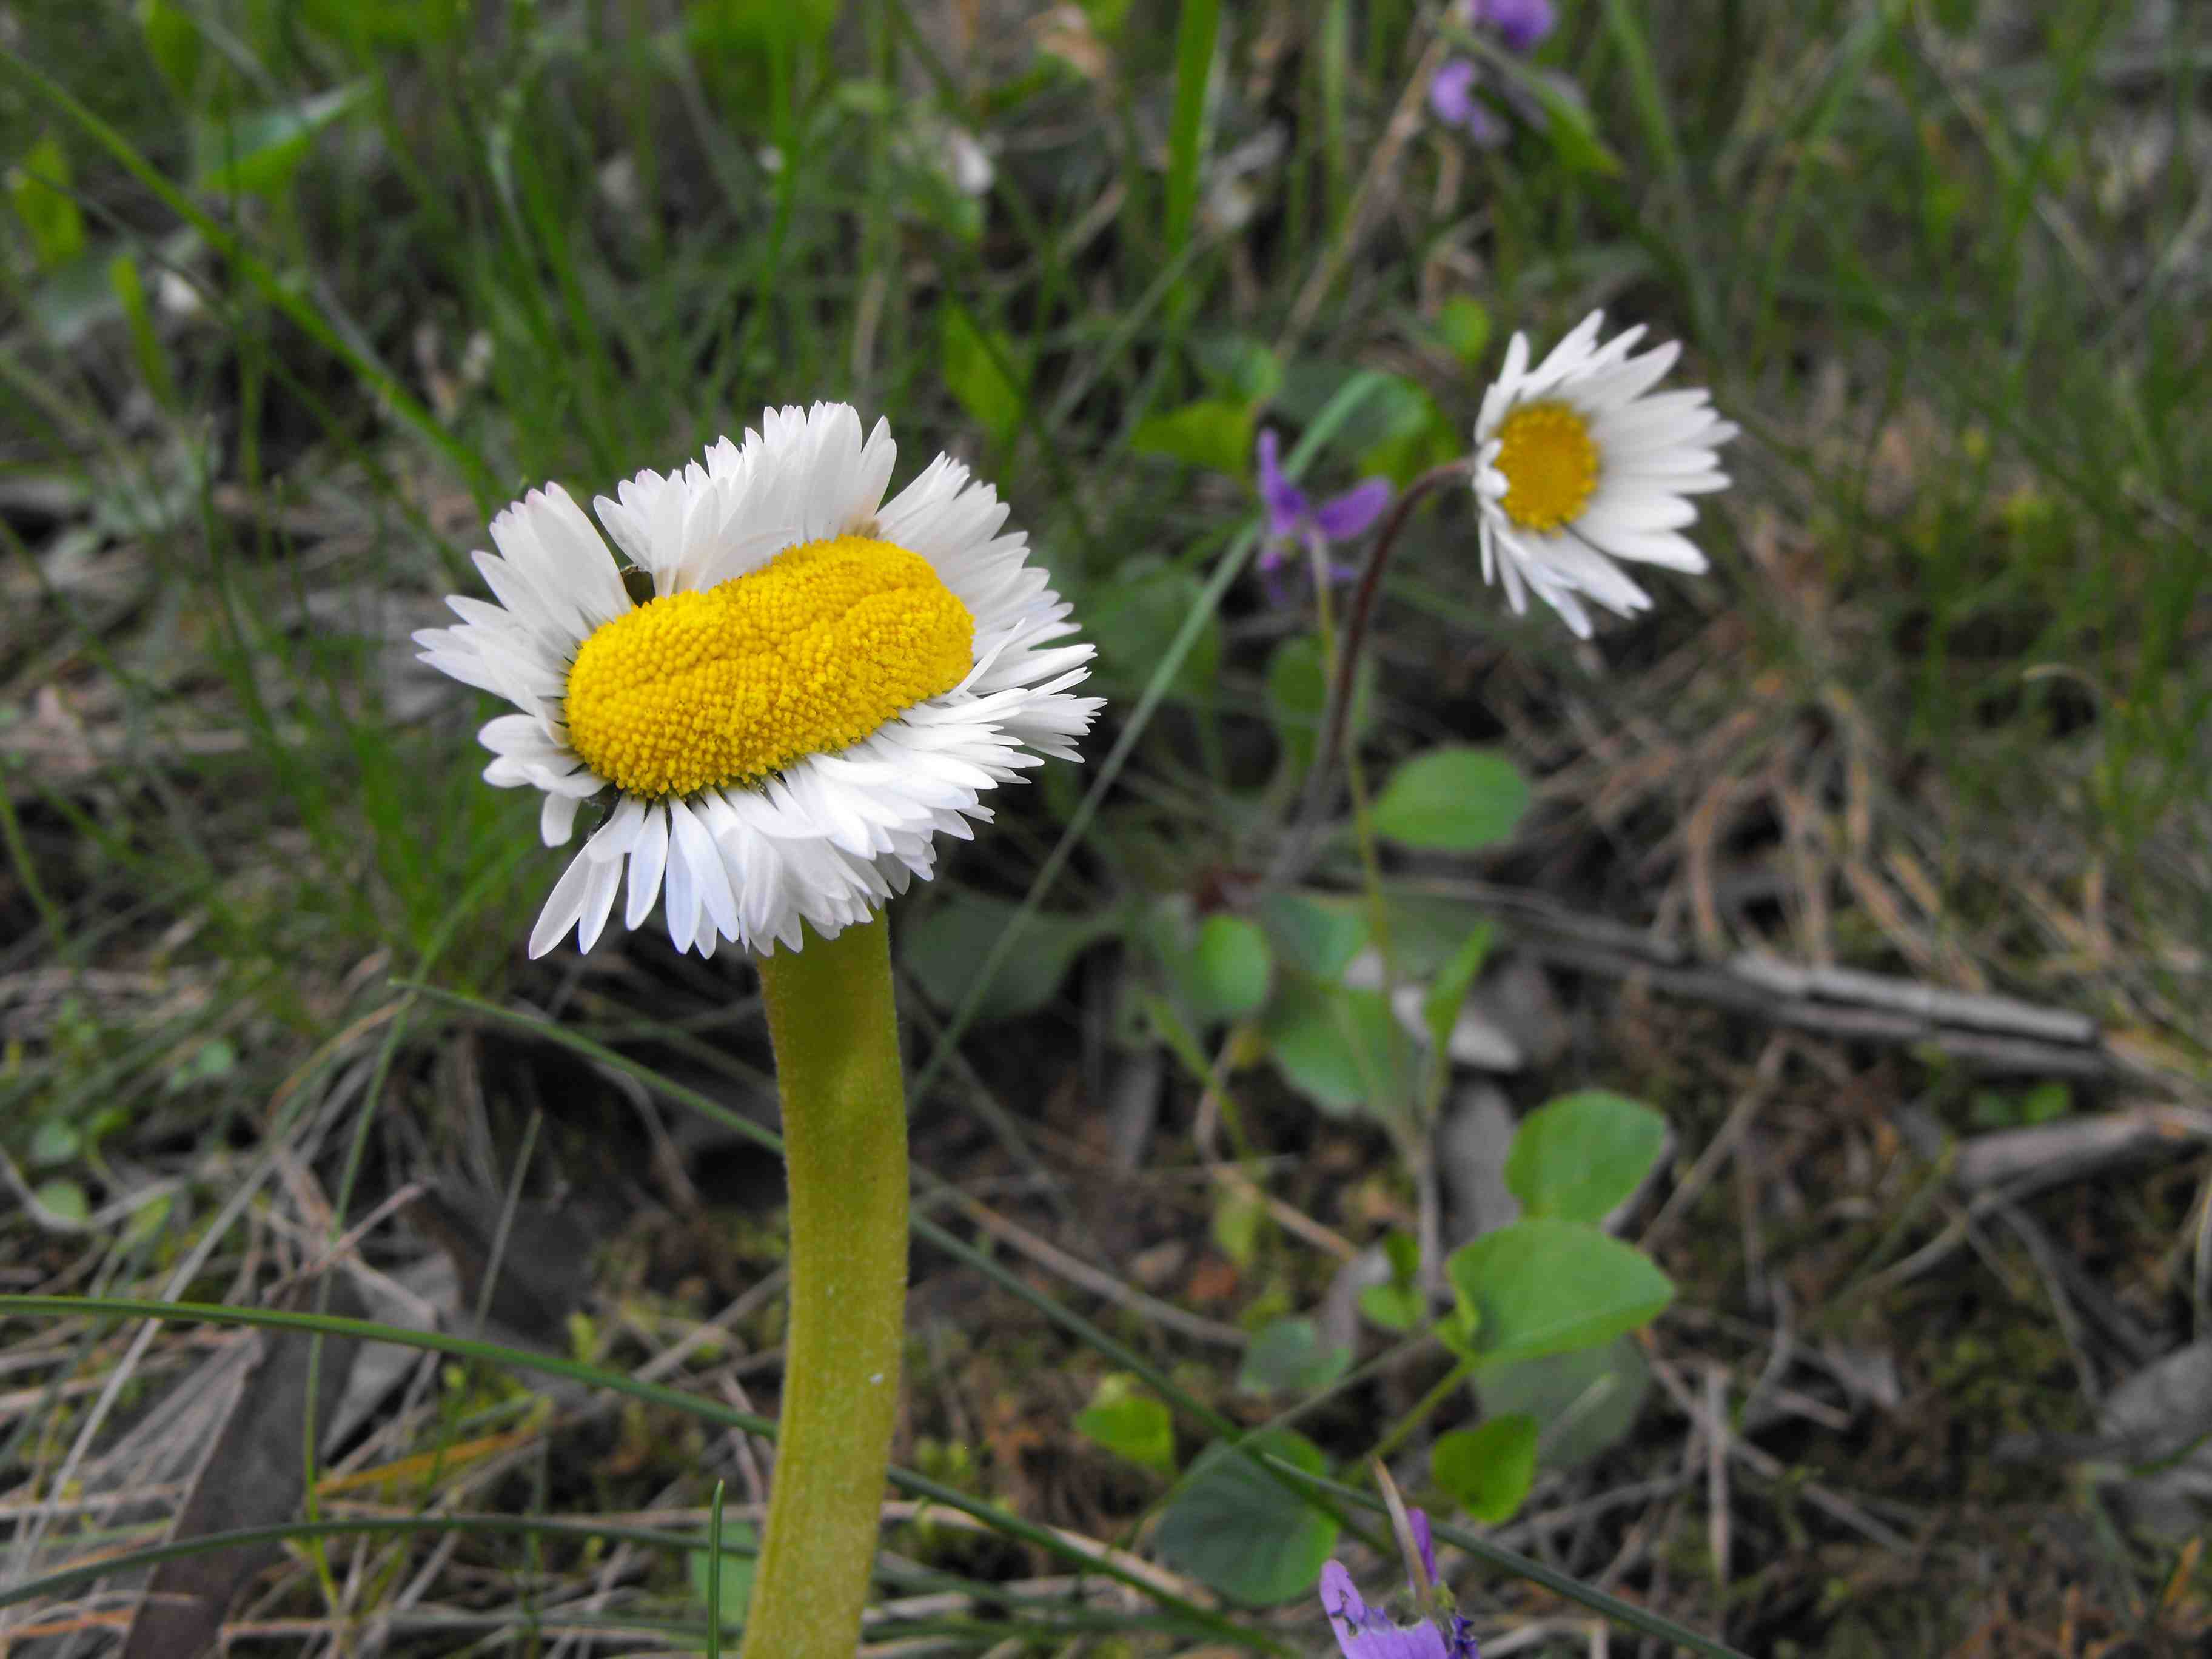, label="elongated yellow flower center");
[563,535,973,799]
[1495,401,1600,532]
